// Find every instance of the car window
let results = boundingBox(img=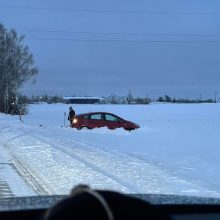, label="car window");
[90,114,102,120]
[105,114,118,122]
